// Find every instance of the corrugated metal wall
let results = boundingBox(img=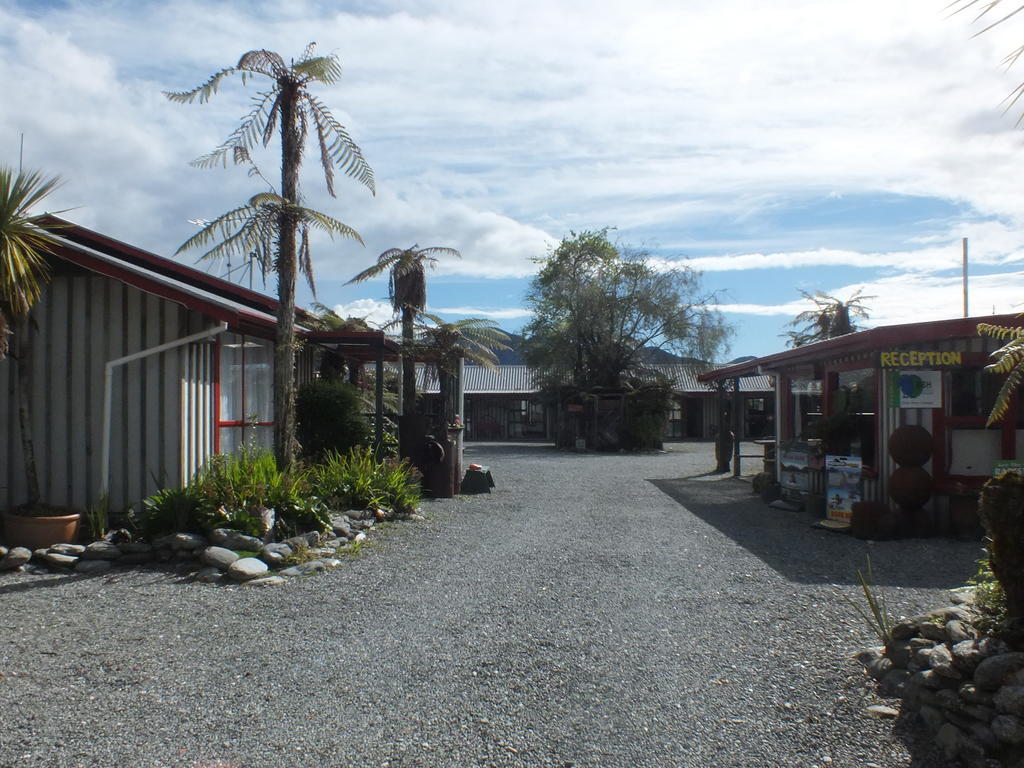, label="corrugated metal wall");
[0,270,214,512]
